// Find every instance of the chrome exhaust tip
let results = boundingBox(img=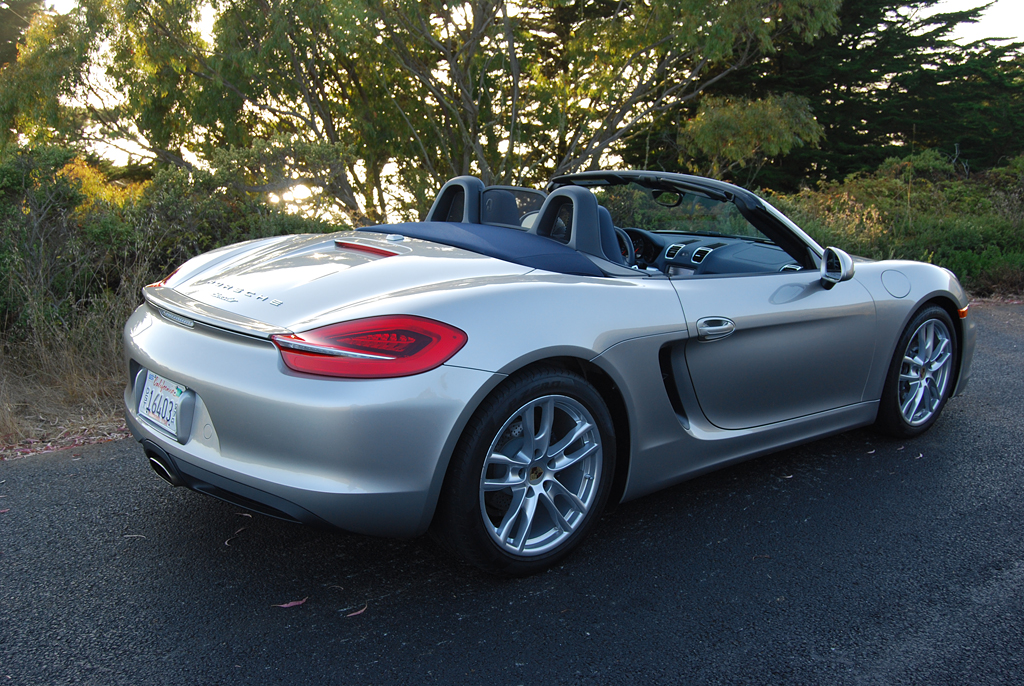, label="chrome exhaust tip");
[146,451,184,487]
